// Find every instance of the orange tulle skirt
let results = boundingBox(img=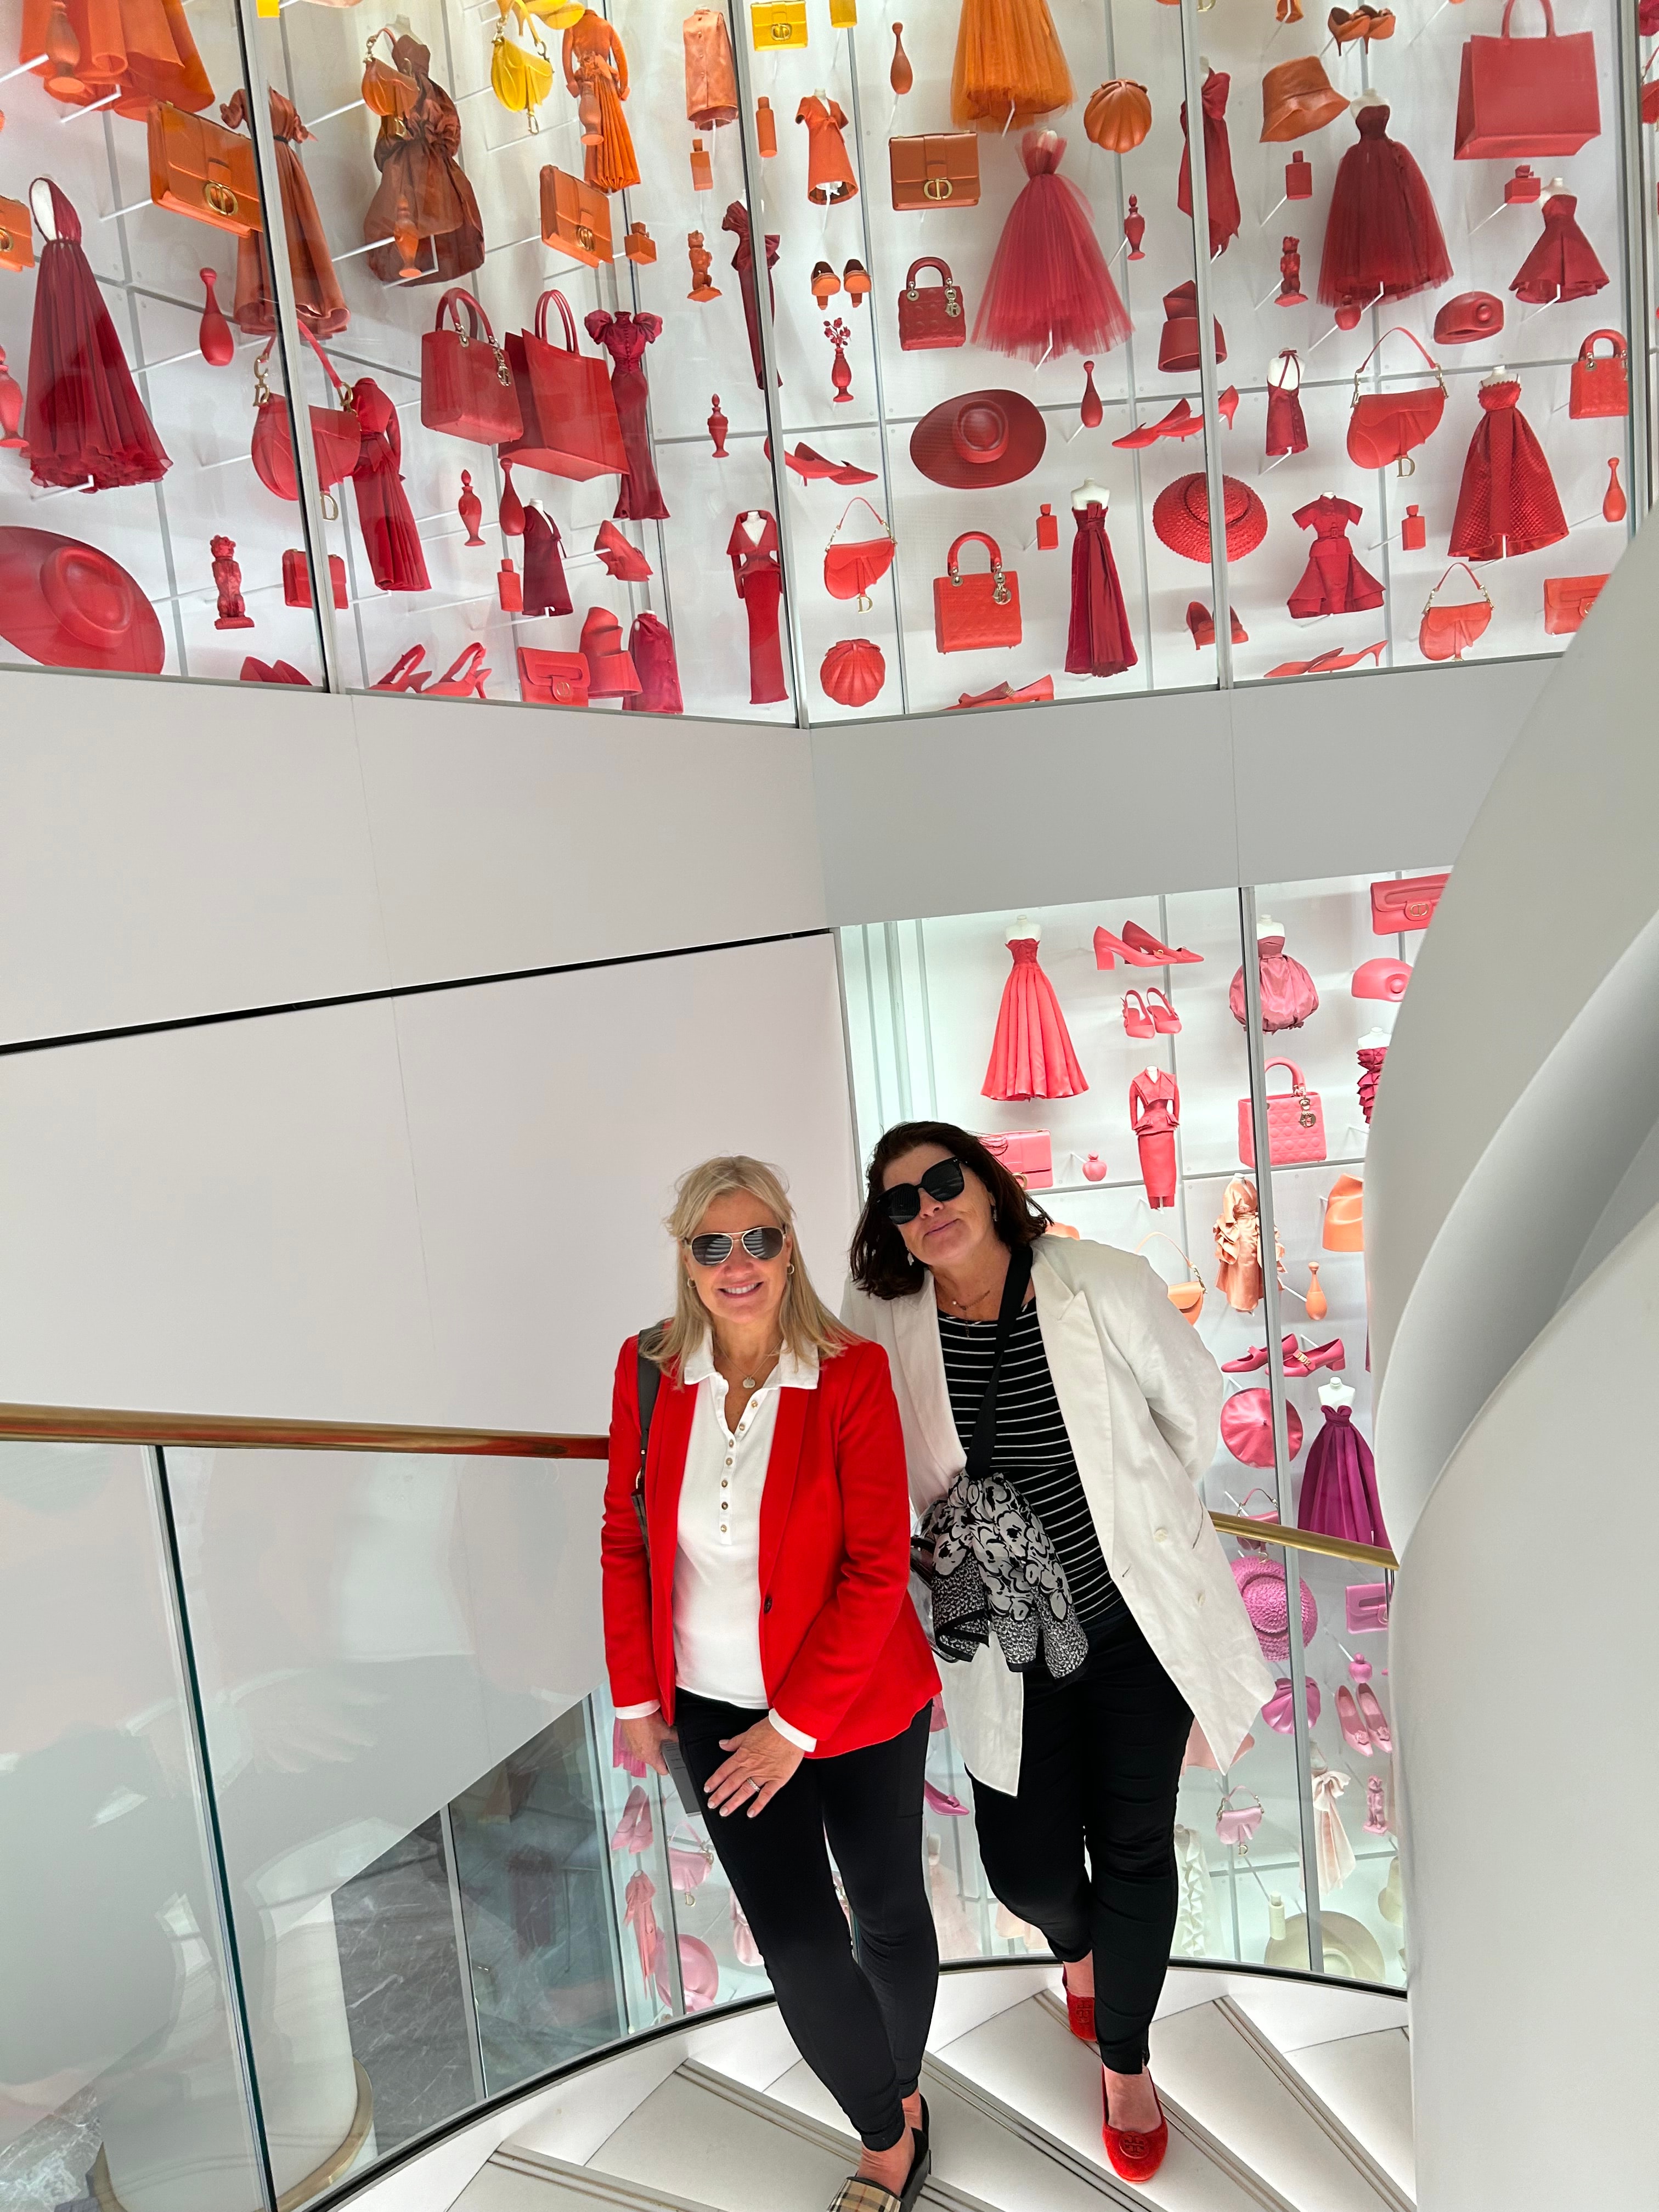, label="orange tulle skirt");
[951,0,1072,129]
